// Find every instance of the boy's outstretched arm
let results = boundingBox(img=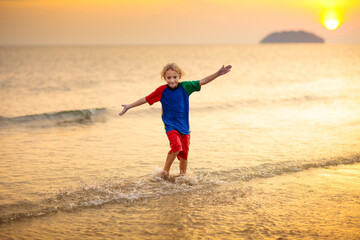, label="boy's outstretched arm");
[199,65,232,86]
[119,97,147,116]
